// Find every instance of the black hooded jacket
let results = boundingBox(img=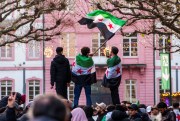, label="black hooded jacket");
[50,54,71,86]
